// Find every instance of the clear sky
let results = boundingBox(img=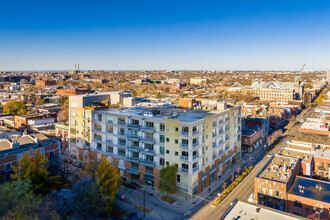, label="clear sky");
[1,0,330,71]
